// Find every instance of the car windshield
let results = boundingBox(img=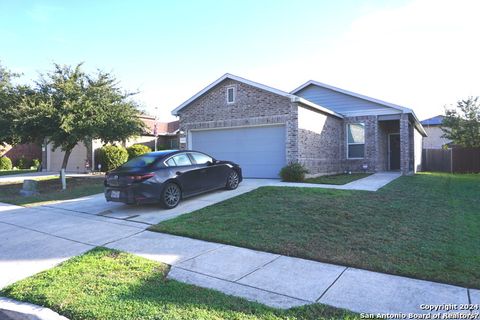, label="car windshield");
[121,155,158,168]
